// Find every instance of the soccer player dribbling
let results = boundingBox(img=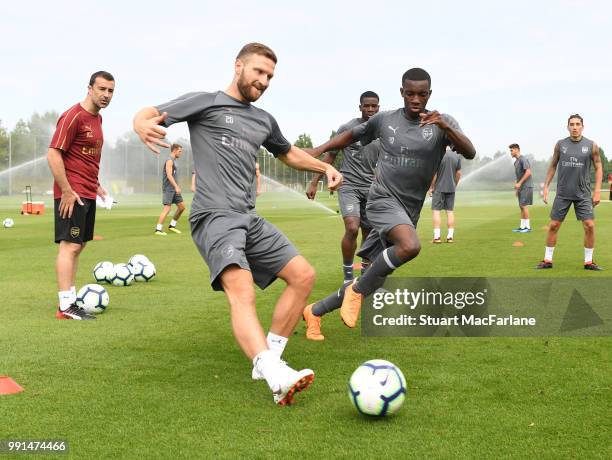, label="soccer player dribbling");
[537,114,603,271]
[133,43,342,405]
[47,71,115,320]
[303,68,476,338]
